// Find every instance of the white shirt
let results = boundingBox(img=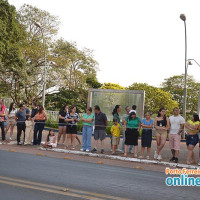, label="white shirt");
[169,115,185,134]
